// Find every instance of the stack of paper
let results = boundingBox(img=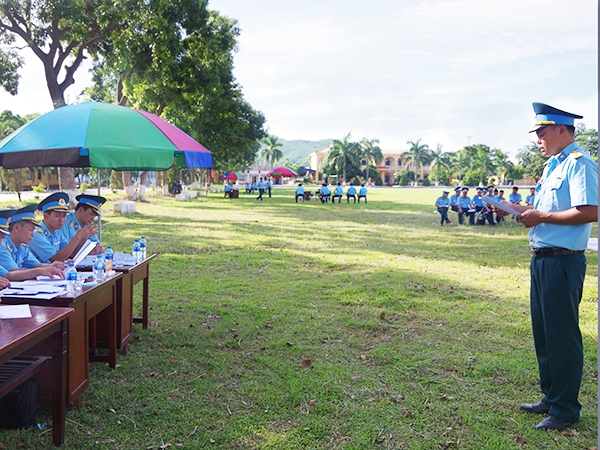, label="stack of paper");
[0,304,32,319]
